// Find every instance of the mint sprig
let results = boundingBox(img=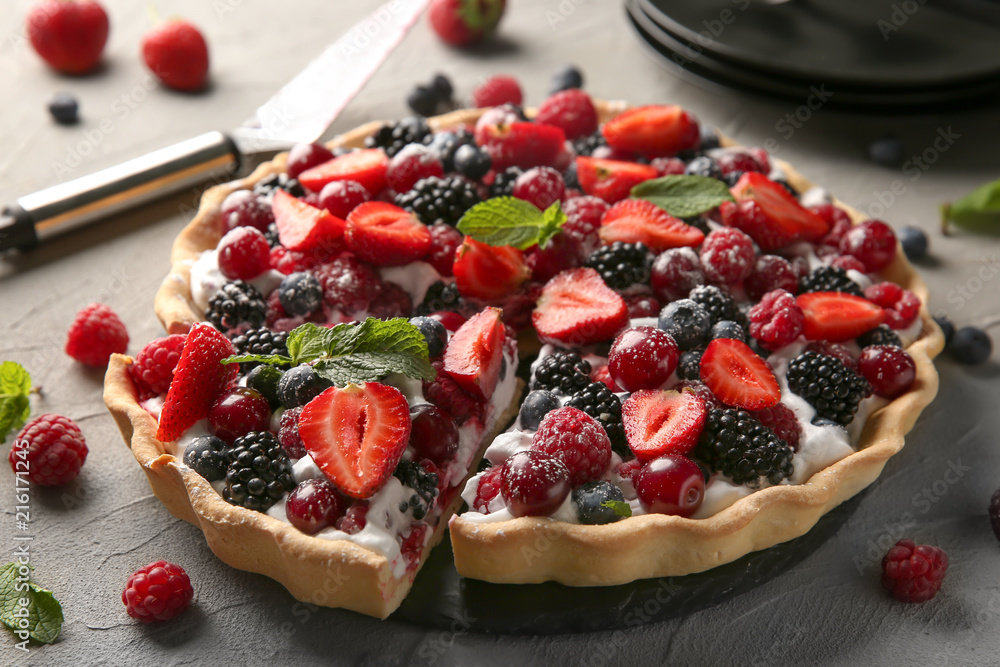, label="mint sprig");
[601,500,633,518]
[942,177,1000,234]
[631,175,735,218]
[457,196,566,250]
[0,562,64,645]
[0,362,32,442]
